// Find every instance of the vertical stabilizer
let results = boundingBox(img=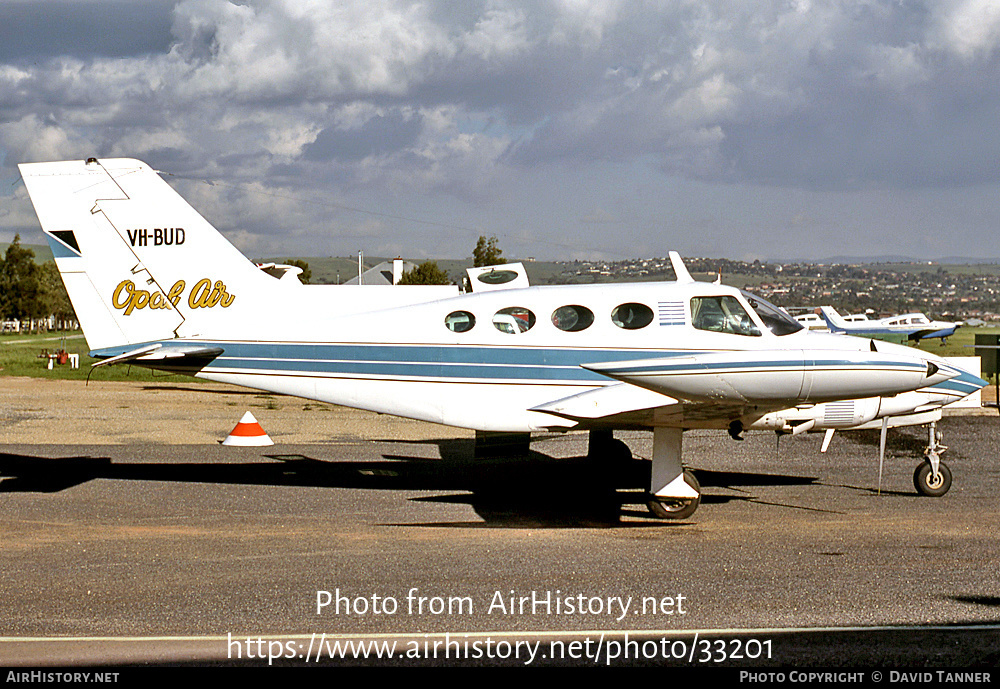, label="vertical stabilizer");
[669,251,695,284]
[817,306,849,333]
[19,158,274,348]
